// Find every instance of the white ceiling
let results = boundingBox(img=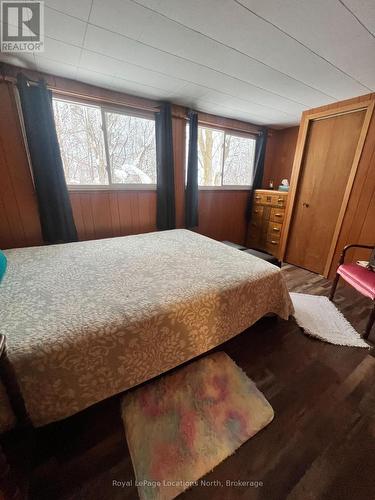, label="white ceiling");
[2,0,375,128]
